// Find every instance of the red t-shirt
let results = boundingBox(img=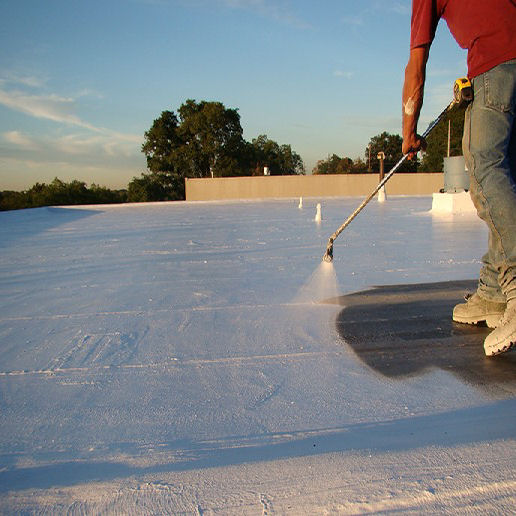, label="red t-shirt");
[410,0,516,77]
